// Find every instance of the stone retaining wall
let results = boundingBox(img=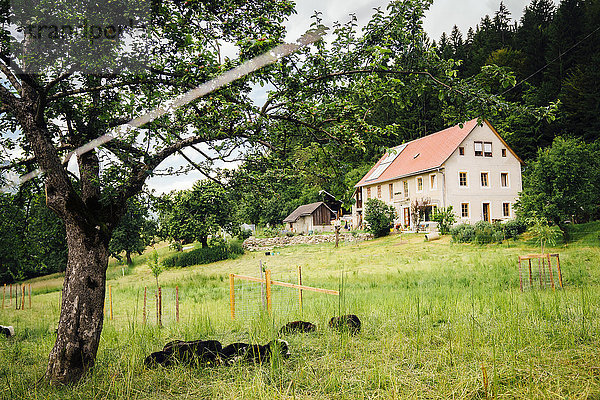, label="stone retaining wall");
[243,233,373,252]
